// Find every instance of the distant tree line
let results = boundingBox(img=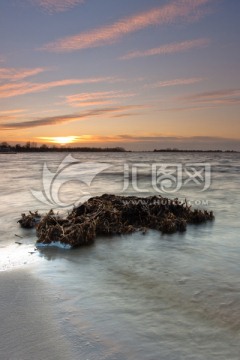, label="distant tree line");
[0,142,238,153]
[0,141,127,152]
